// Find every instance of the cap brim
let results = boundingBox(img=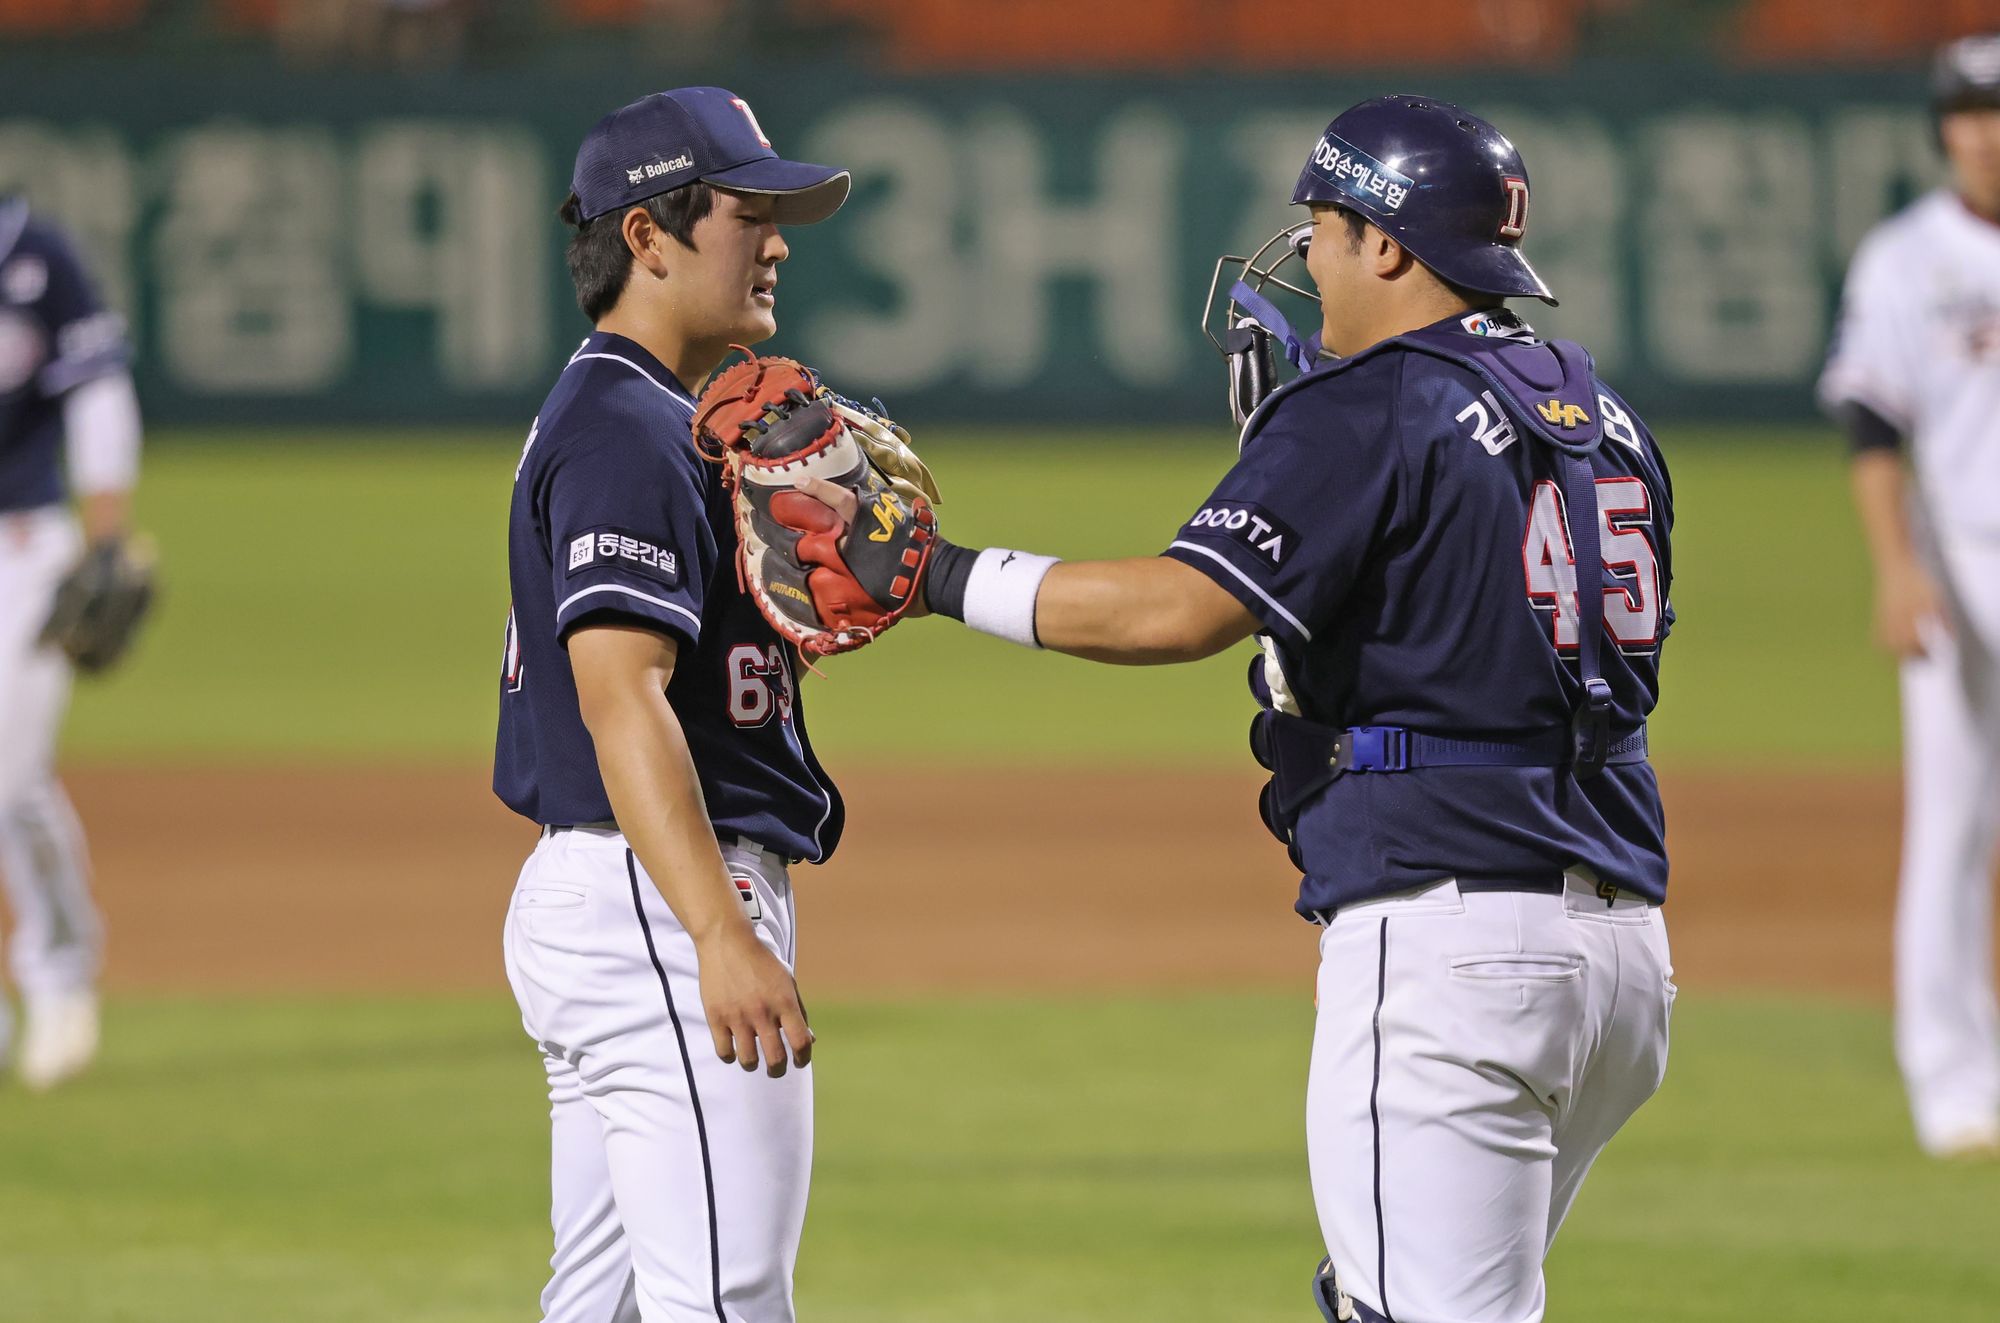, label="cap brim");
[703,158,851,225]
